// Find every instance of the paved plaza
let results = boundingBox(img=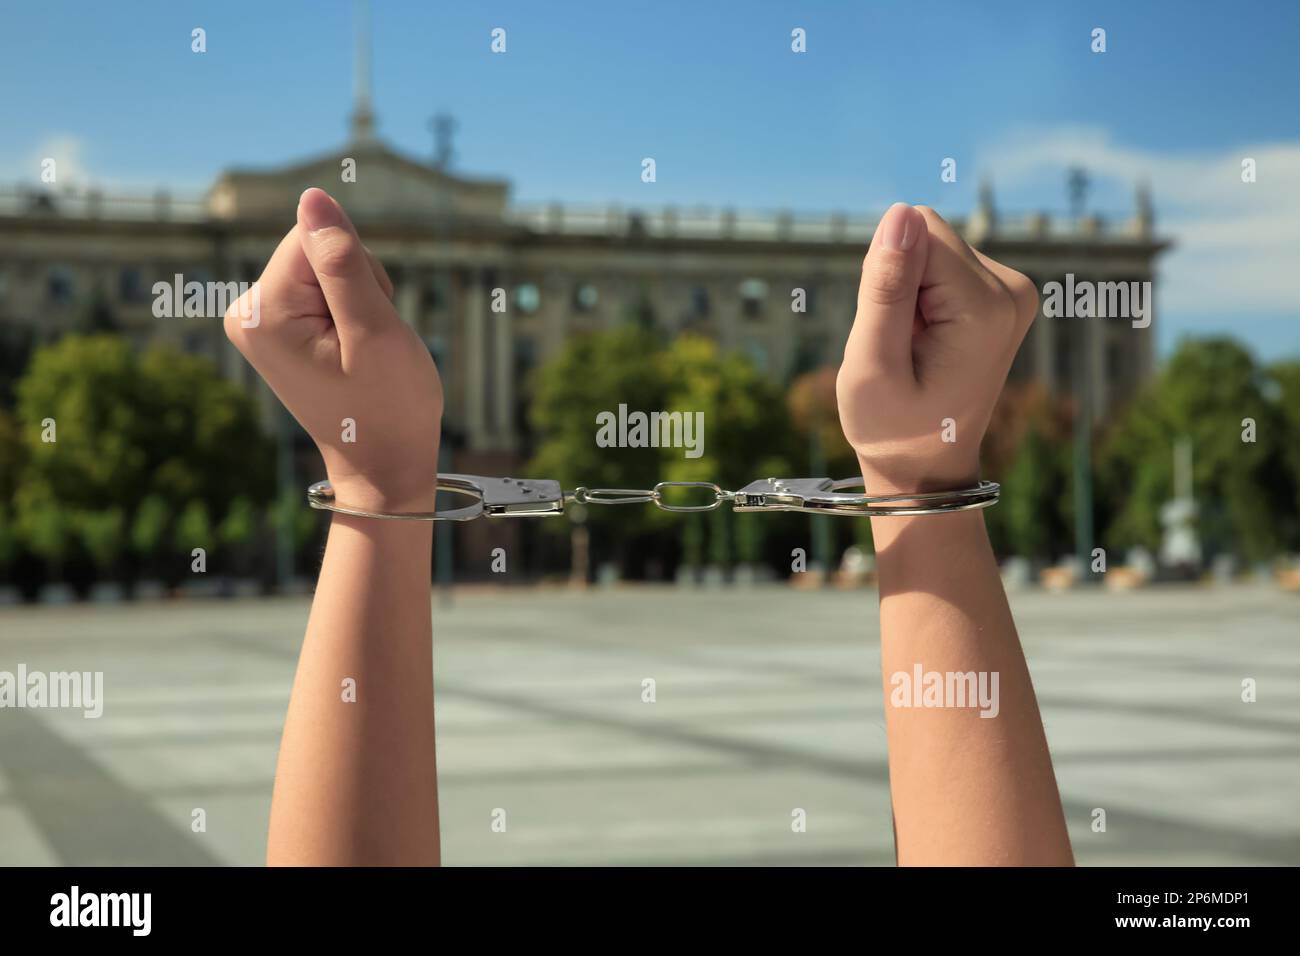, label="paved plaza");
[0,583,1296,866]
